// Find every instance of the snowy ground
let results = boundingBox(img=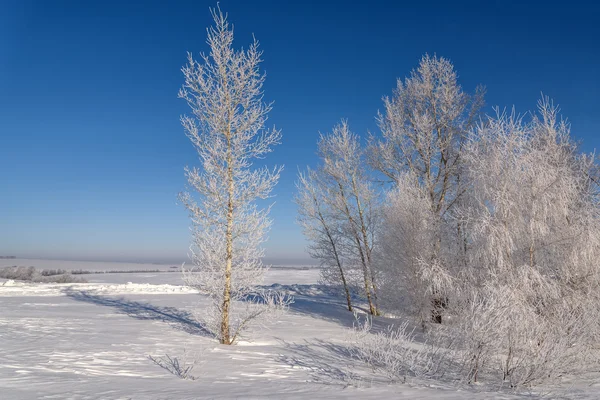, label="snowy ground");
[1,259,598,399]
